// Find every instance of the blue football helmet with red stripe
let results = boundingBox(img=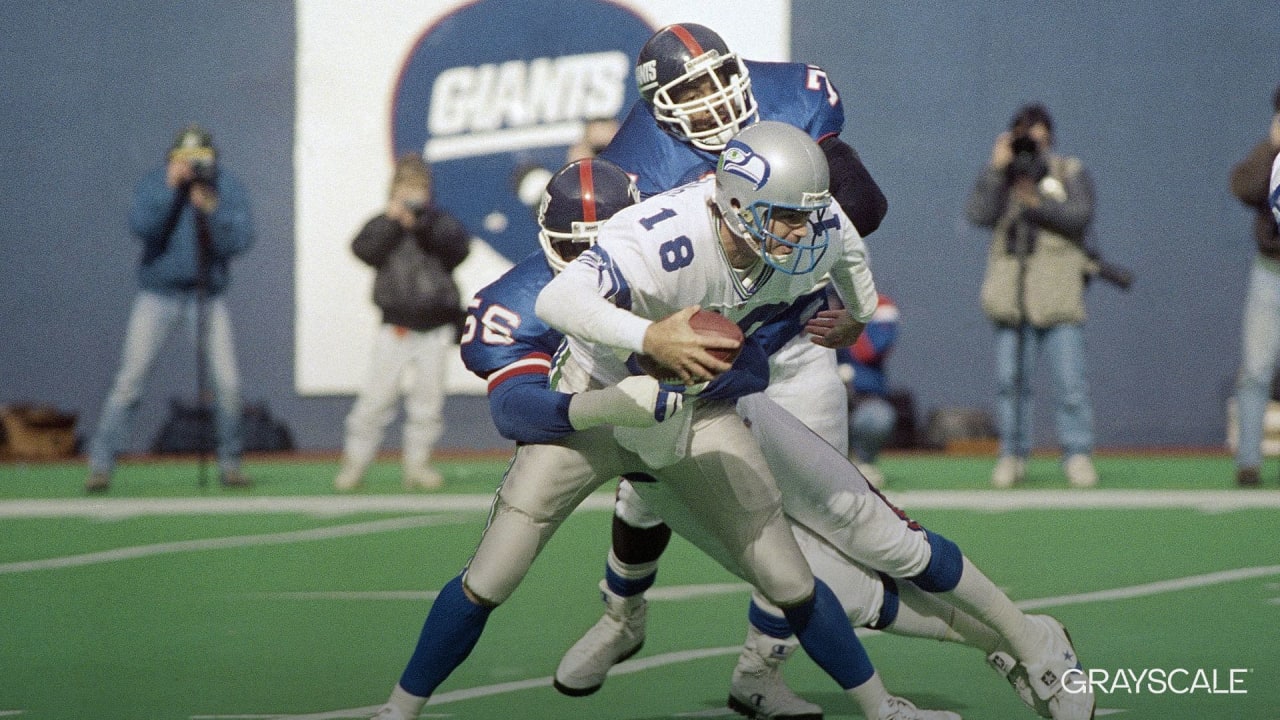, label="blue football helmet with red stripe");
[536,157,639,273]
[634,23,757,152]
